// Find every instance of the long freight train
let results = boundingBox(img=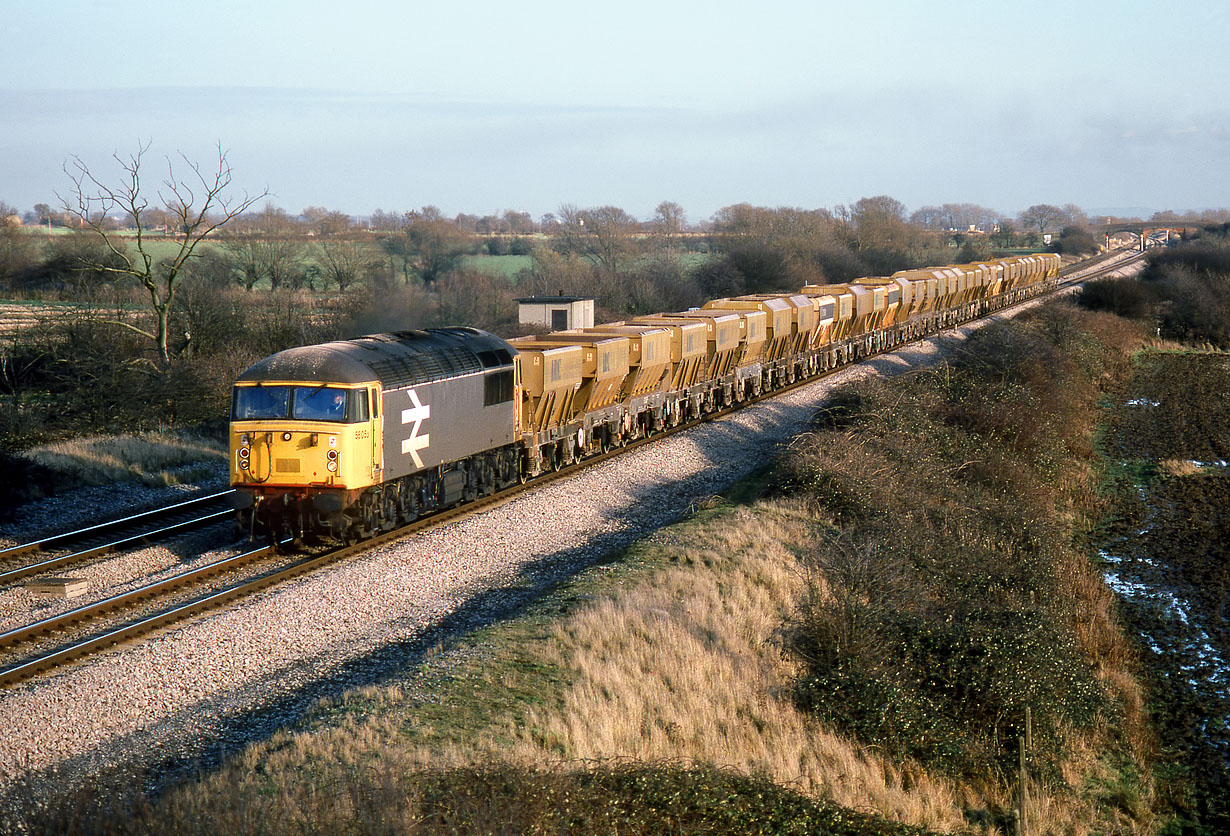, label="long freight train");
[229,253,1061,540]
